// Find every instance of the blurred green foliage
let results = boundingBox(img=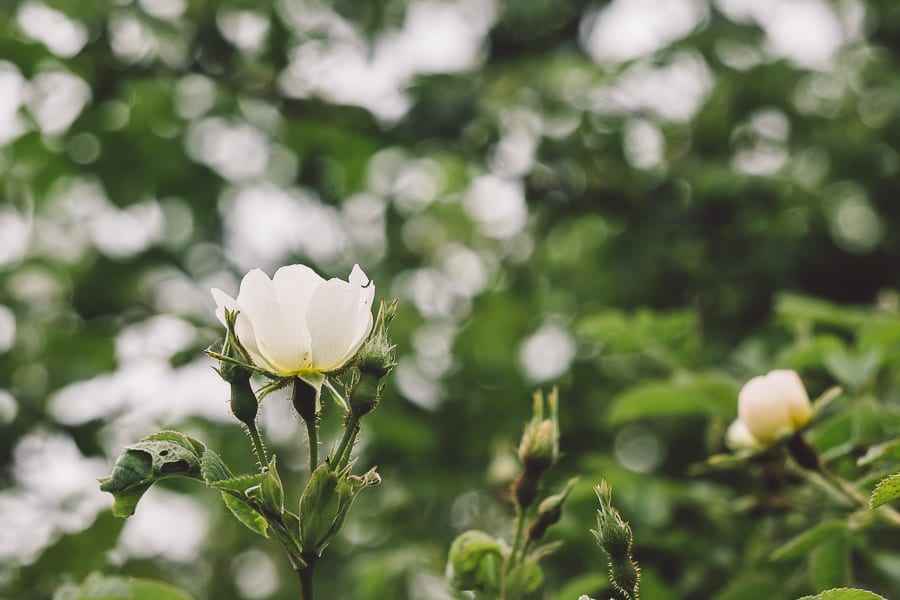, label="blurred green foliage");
[1,0,900,599]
